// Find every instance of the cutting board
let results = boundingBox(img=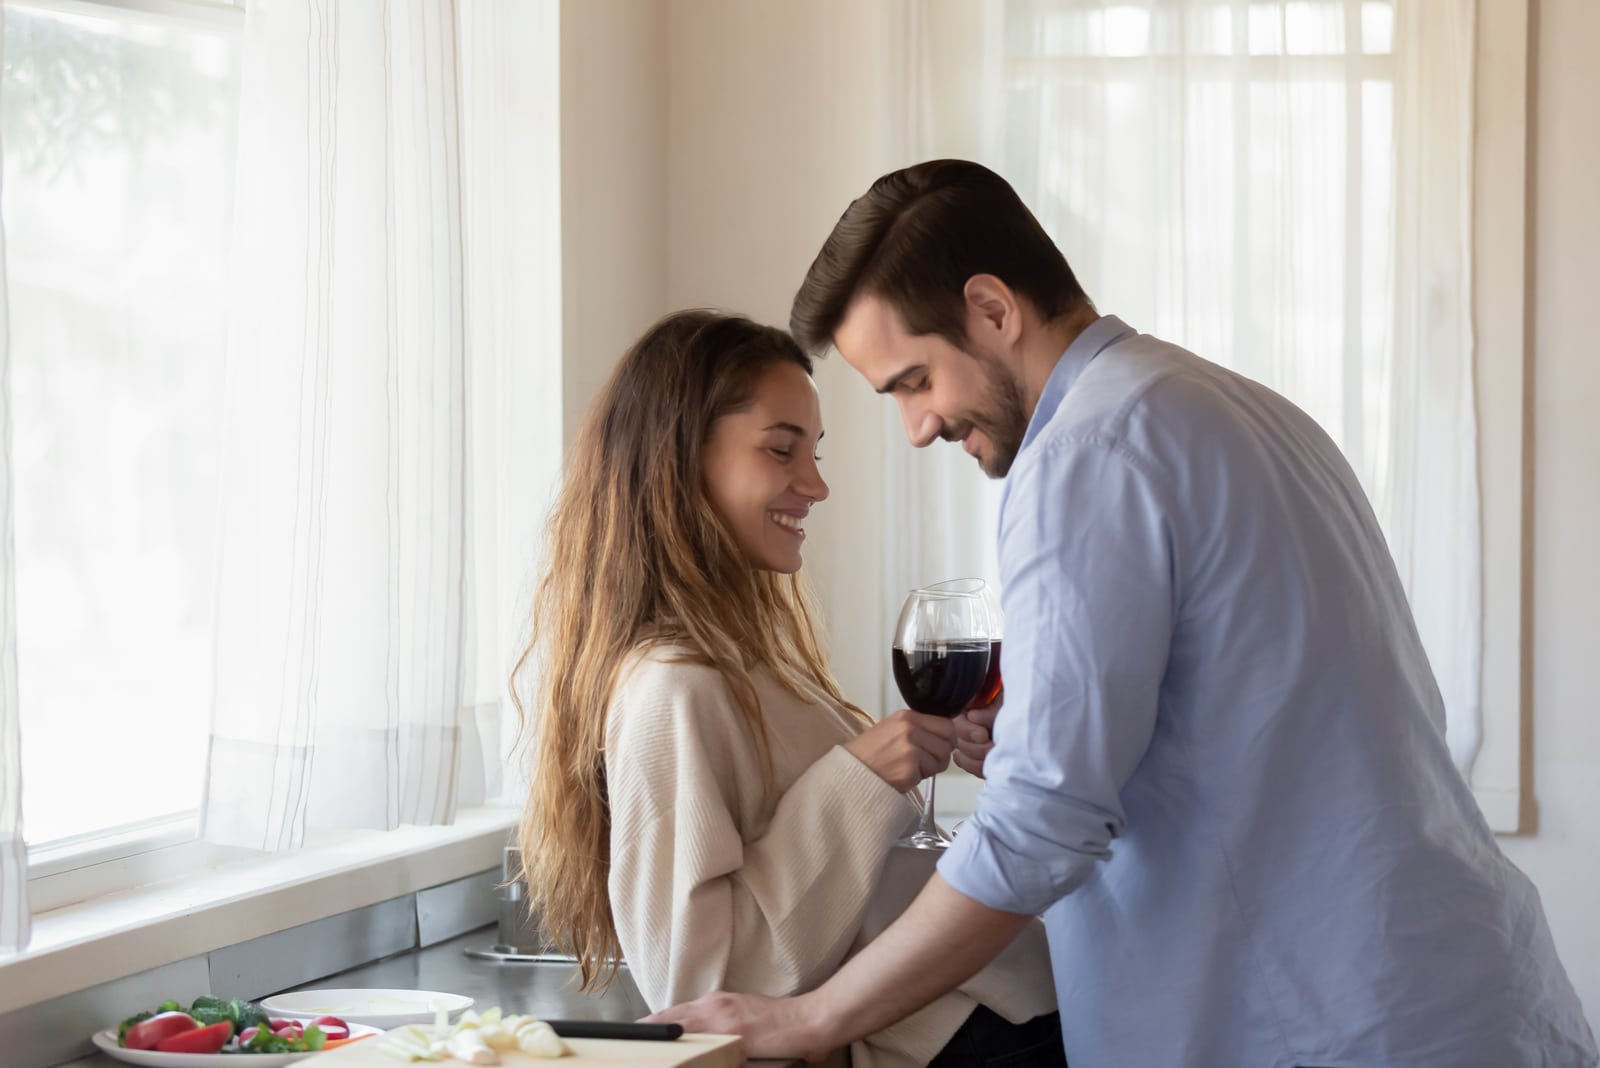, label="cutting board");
[301,1031,744,1067]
